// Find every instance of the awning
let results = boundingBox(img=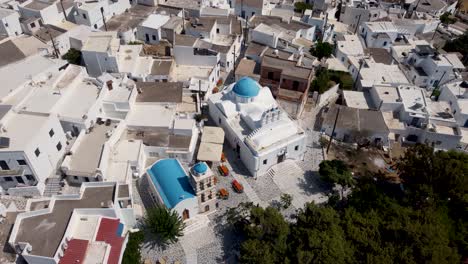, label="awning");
[197,142,223,162]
